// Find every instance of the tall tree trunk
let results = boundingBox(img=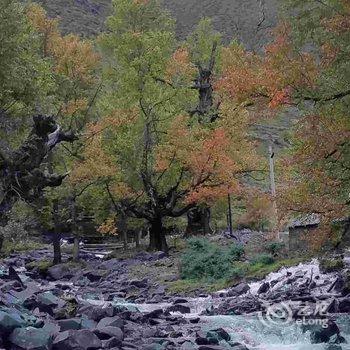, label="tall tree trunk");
[48,153,62,264]
[70,195,80,262]
[117,213,128,250]
[0,209,9,251]
[148,217,168,253]
[52,234,61,265]
[72,237,79,262]
[135,230,141,249]
[185,206,213,237]
[52,200,61,265]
